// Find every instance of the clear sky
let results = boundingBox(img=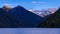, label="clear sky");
[0,0,60,10]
